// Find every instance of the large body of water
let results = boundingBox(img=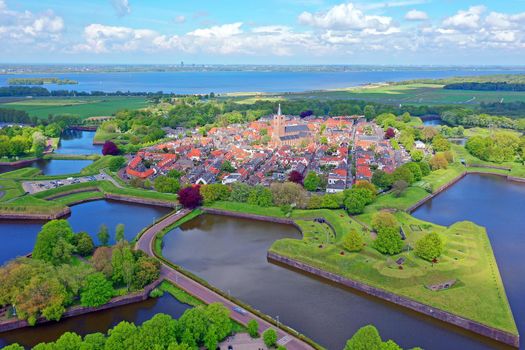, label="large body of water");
[162,214,512,350]
[413,174,525,350]
[55,130,102,155]
[3,69,525,93]
[0,199,170,264]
